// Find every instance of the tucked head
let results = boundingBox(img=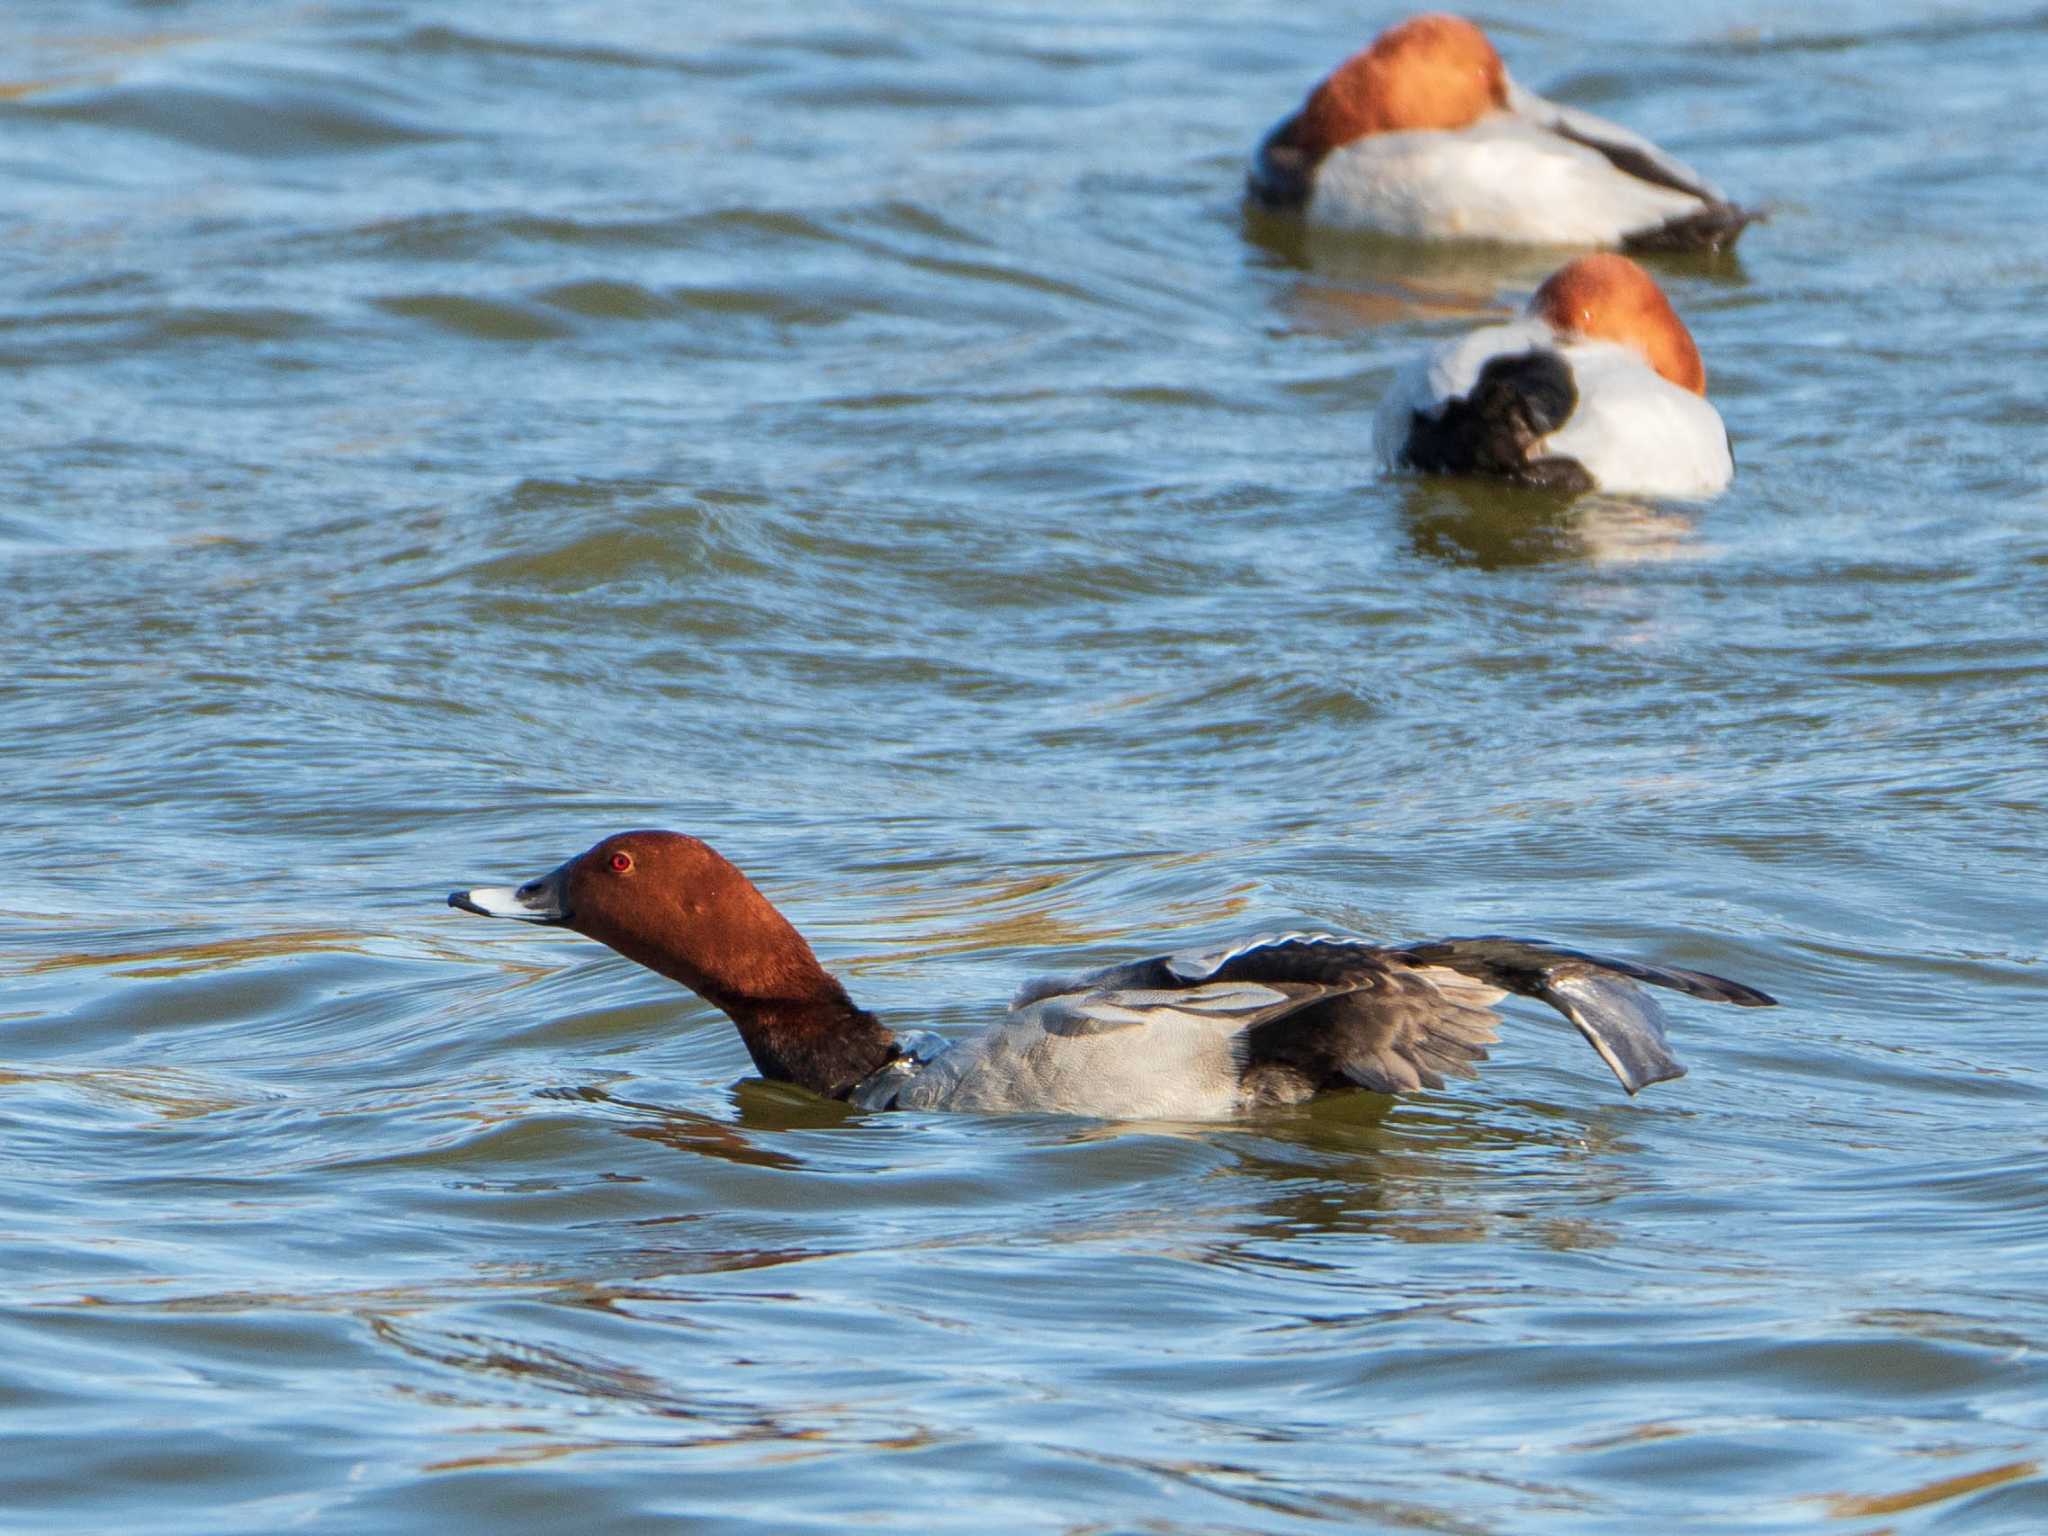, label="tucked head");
[1529,253,1707,394]
[449,830,834,1012]
[1299,14,1507,151]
